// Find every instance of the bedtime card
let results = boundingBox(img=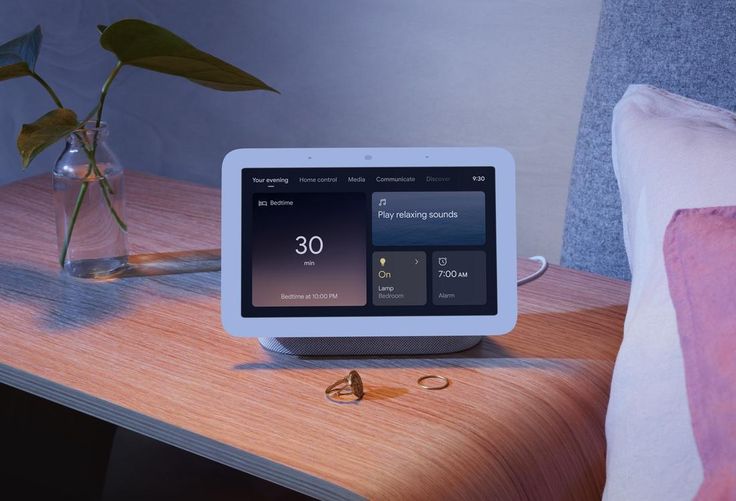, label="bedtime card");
[251,193,367,307]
